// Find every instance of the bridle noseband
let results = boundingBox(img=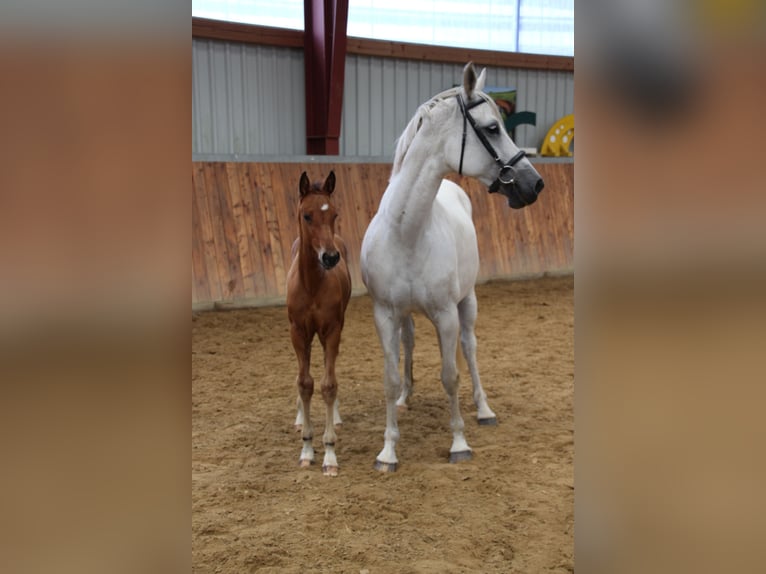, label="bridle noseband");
[456,94,526,184]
